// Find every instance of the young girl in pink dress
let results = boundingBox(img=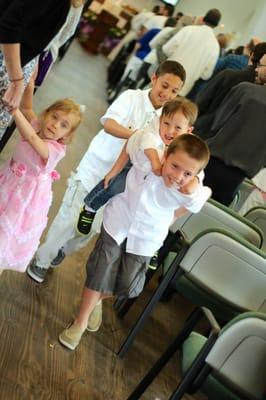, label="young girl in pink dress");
[0,97,82,273]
